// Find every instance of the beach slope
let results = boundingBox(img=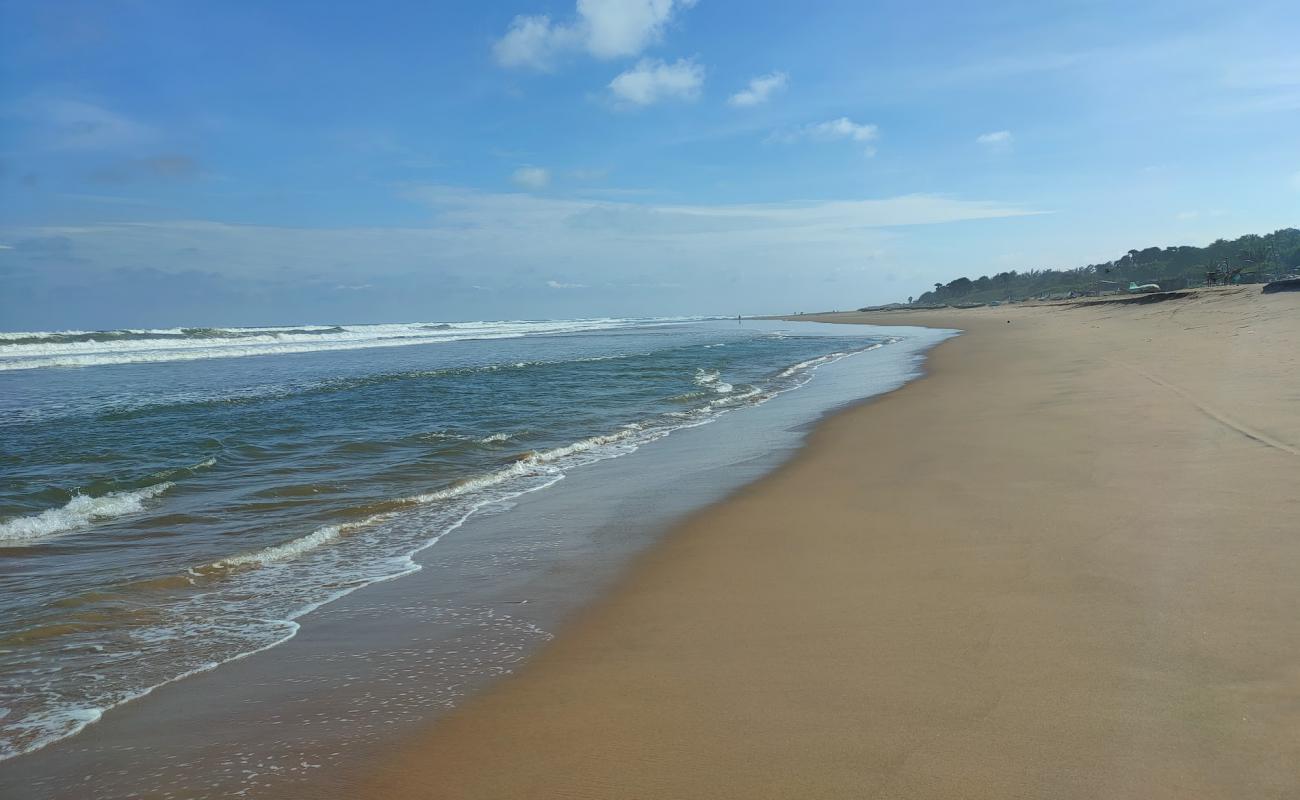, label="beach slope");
[364,286,1299,799]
